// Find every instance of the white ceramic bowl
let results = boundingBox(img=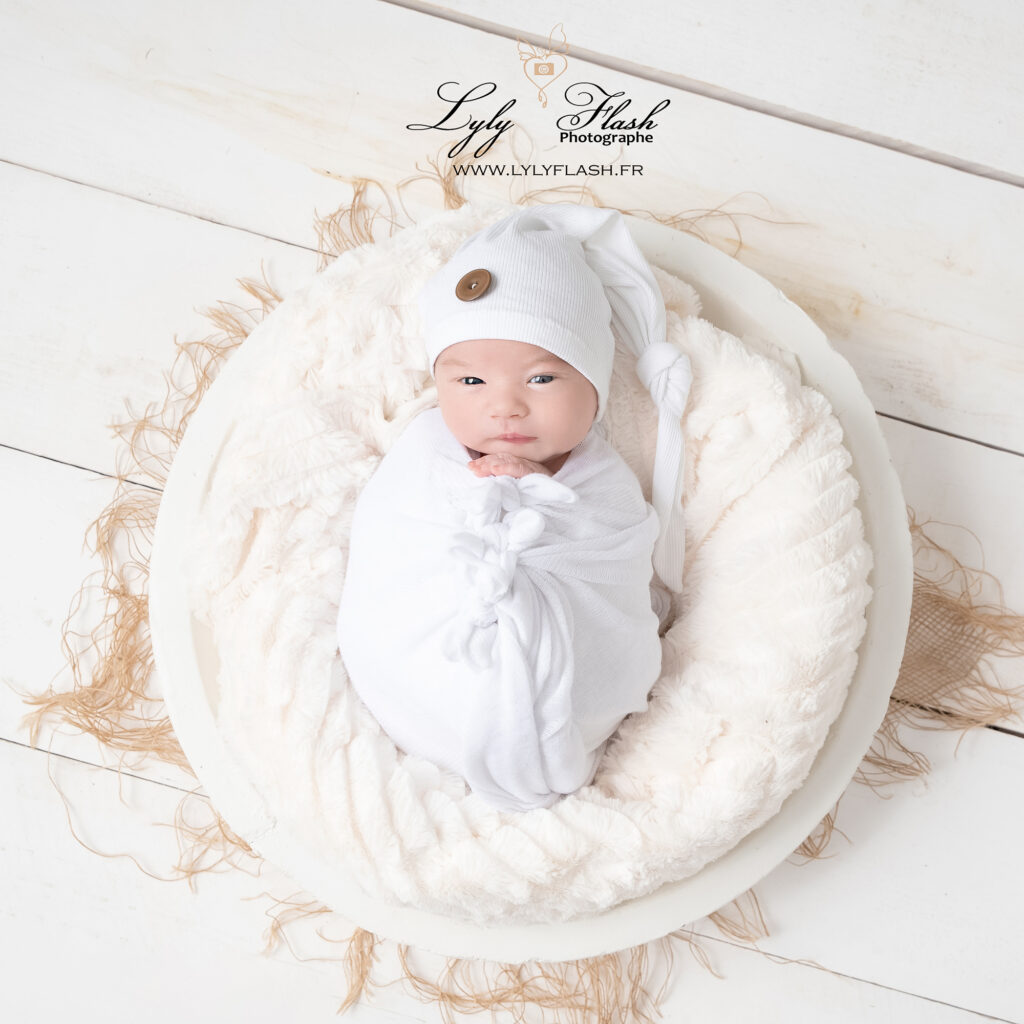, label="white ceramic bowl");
[149,214,912,963]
